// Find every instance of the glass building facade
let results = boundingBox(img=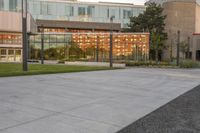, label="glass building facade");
[29,33,149,62]
[0,0,148,62]
[0,0,146,28]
